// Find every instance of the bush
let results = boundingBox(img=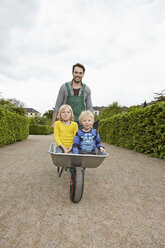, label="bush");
[29,124,53,135]
[28,116,52,125]
[0,108,29,146]
[99,102,165,160]
[99,102,123,120]
[0,98,25,116]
